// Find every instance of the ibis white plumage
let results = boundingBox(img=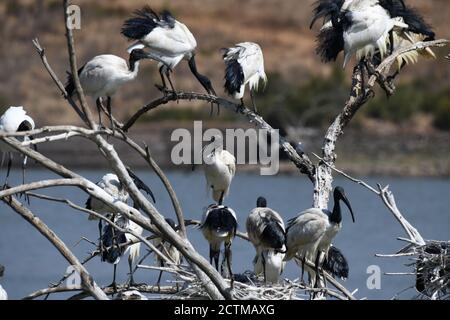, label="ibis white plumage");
[121,6,216,96]
[200,204,238,285]
[0,106,35,186]
[311,0,436,68]
[203,137,236,205]
[153,218,182,289]
[286,187,355,287]
[222,42,267,112]
[65,49,163,131]
[0,264,7,300]
[246,197,286,284]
